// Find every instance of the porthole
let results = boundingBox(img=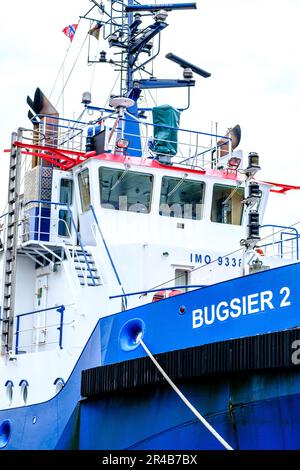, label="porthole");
[19,380,29,404]
[54,378,65,394]
[5,381,13,406]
